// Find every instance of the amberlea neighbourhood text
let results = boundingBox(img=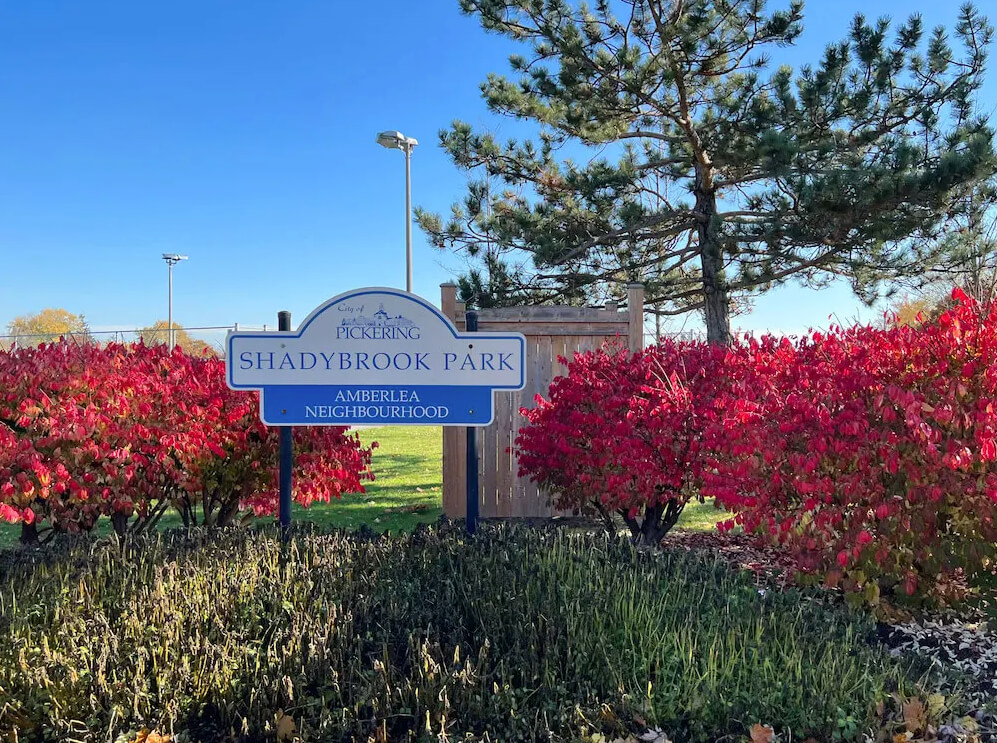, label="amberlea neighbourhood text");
[304,390,449,420]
